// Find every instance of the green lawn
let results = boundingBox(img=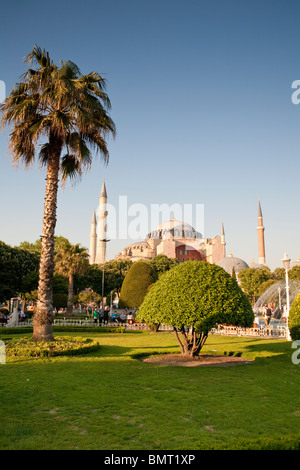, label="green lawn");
[1,330,299,450]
